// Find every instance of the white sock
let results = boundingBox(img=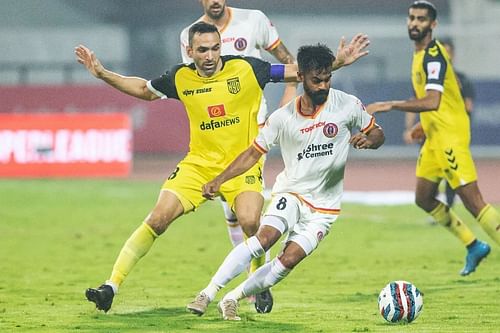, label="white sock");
[204,236,264,300]
[105,280,118,294]
[220,200,245,247]
[226,219,245,247]
[241,258,290,298]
